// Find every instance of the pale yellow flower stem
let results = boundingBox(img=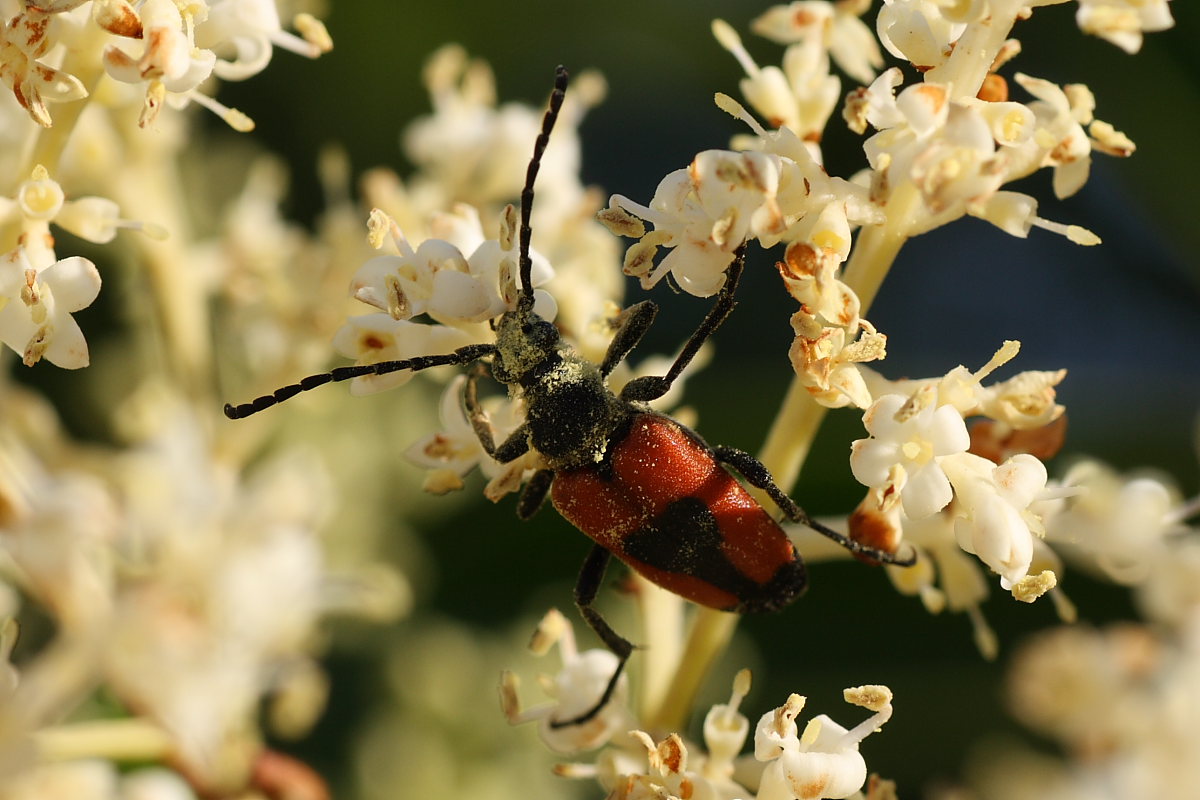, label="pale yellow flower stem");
[840,183,922,313]
[117,166,213,393]
[24,67,102,178]
[636,577,686,724]
[18,11,120,179]
[648,185,922,732]
[34,718,174,763]
[643,608,738,731]
[927,0,1022,100]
